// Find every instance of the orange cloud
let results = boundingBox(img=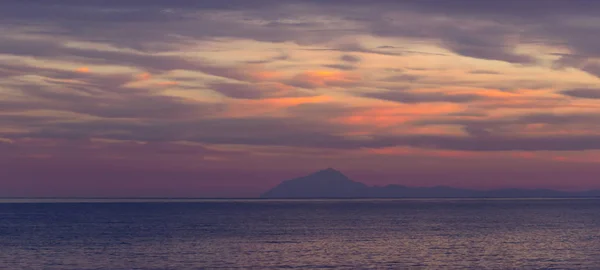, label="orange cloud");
[248,71,283,81]
[335,114,410,128]
[471,89,520,98]
[155,81,179,86]
[376,103,461,115]
[137,72,152,80]
[525,123,546,130]
[332,103,461,128]
[75,67,90,73]
[289,70,361,88]
[223,96,332,117]
[259,95,332,106]
[364,146,481,159]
